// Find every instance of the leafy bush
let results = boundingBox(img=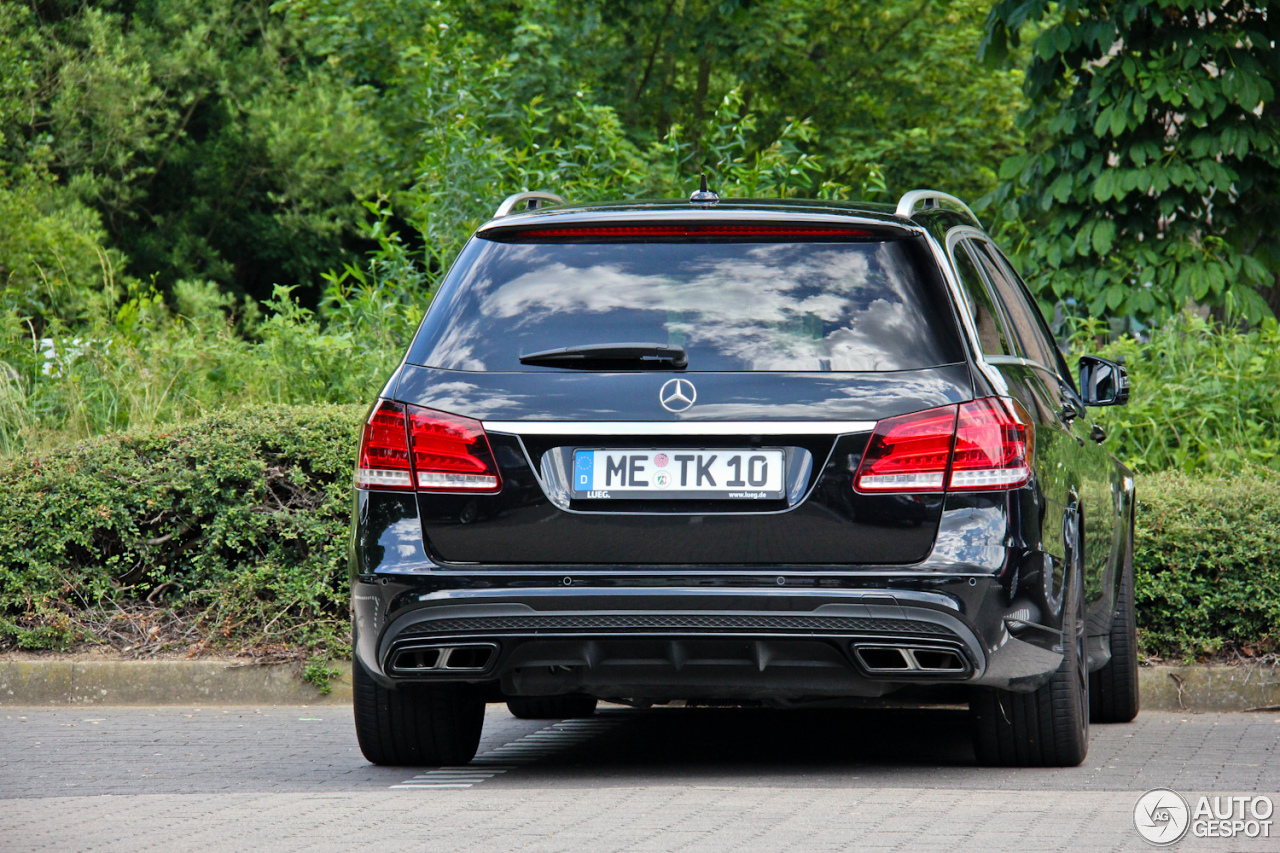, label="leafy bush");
[1135,469,1280,660]
[0,404,362,659]
[1075,313,1280,474]
[0,408,1274,663]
